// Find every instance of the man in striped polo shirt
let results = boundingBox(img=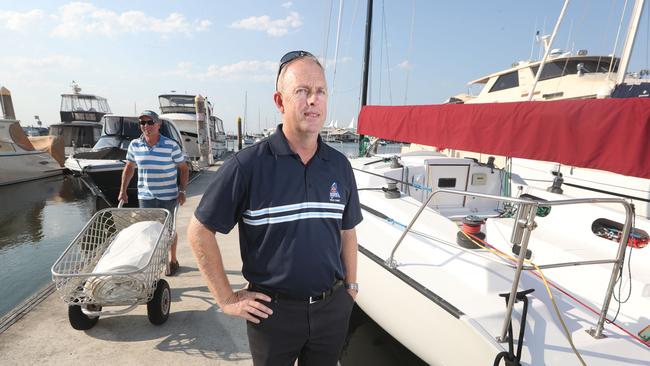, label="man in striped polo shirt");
[119,110,189,276]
